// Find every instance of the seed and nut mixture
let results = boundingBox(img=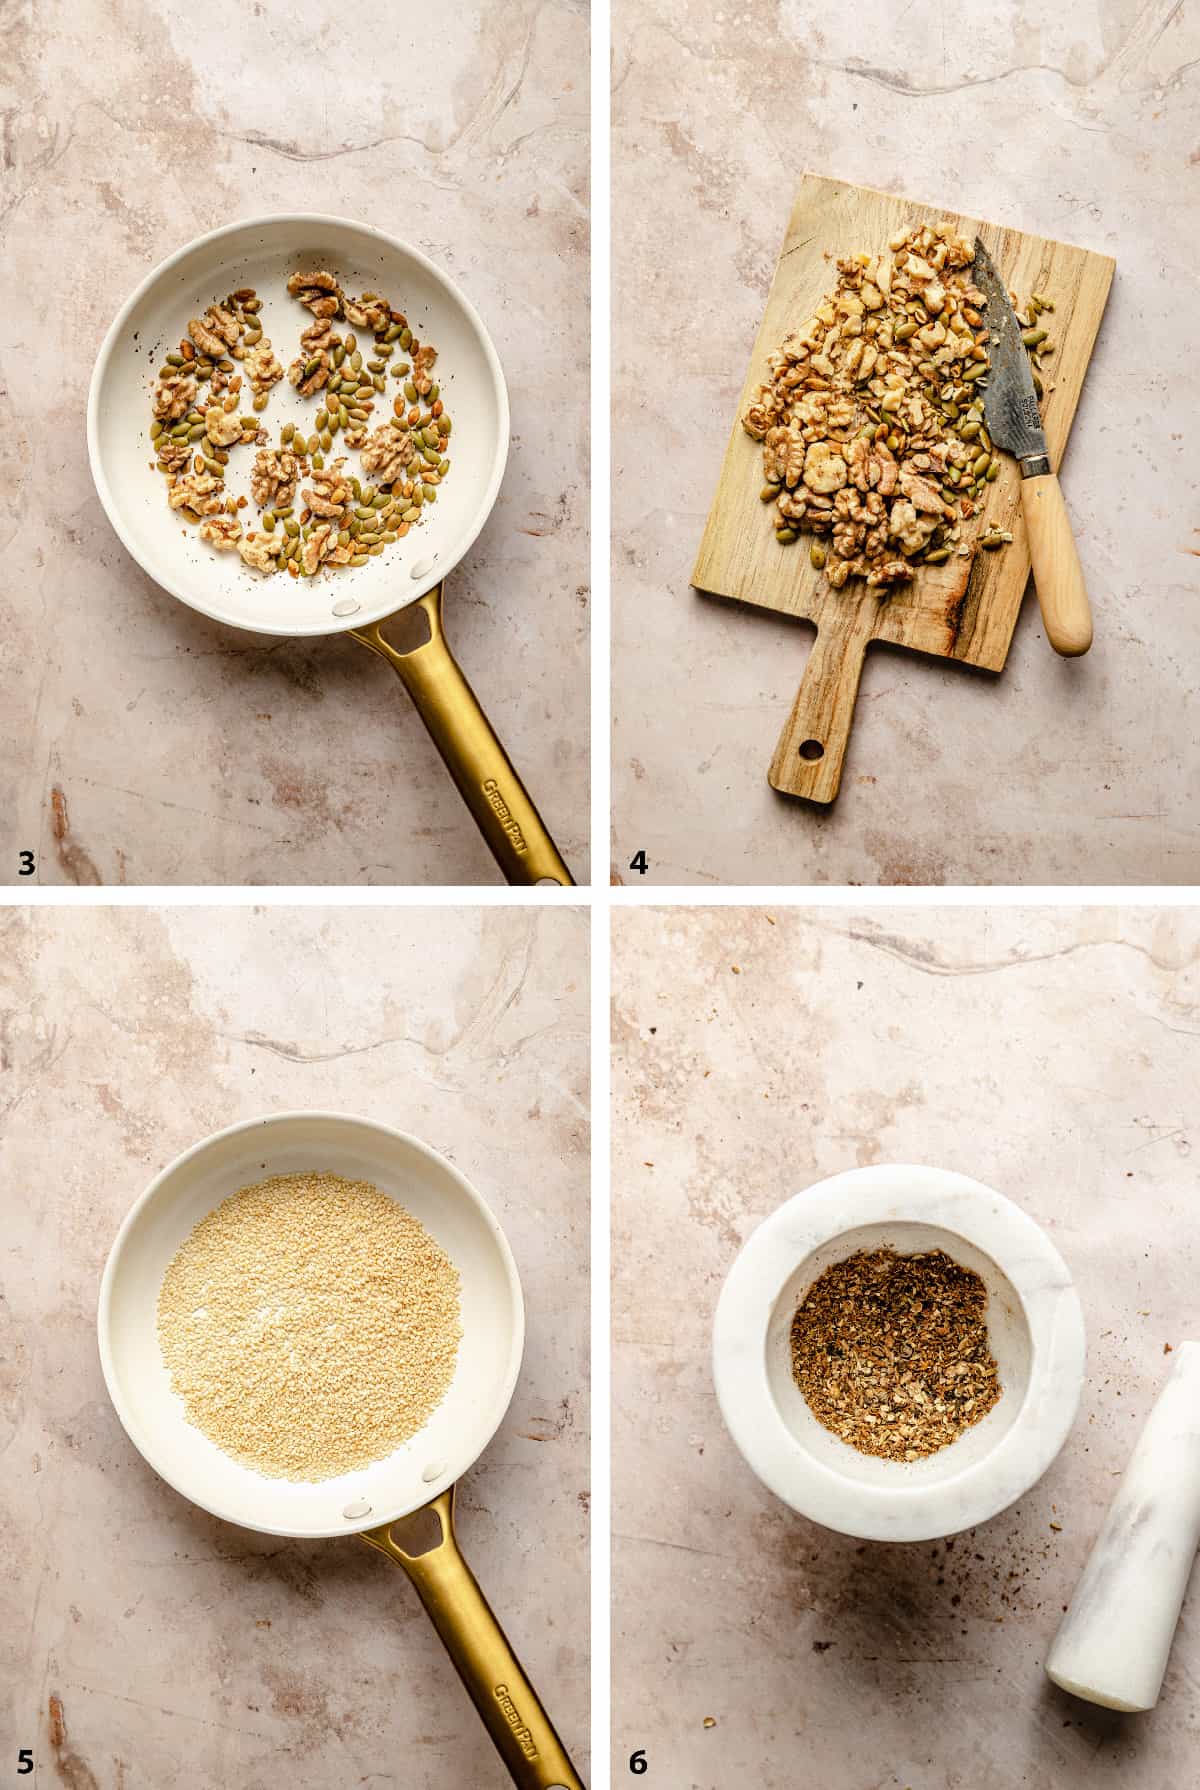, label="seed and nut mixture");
[157,1171,462,1481]
[743,223,1054,587]
[147,271,454,580]
[789,1246,1002,1461]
